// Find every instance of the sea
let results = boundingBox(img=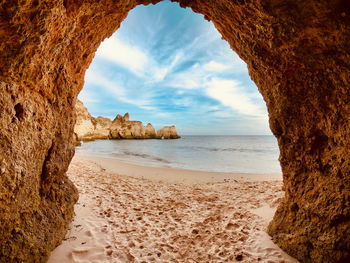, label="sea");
[76,135,281,174]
